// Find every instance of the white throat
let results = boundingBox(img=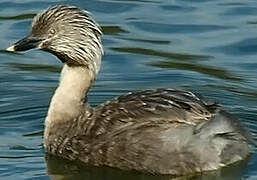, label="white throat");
[44,64,94,139]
